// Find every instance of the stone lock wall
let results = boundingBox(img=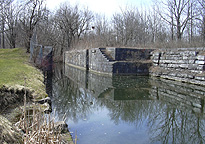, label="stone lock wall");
[64,49,87,69]
[115,48,153,61]
[150,48,205,85]
[88,48,154,75]
[113,62,152,75]
[150,78,205,113]
[64,64,113,98]
[64,47,154,75]
[89,48,113,74]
